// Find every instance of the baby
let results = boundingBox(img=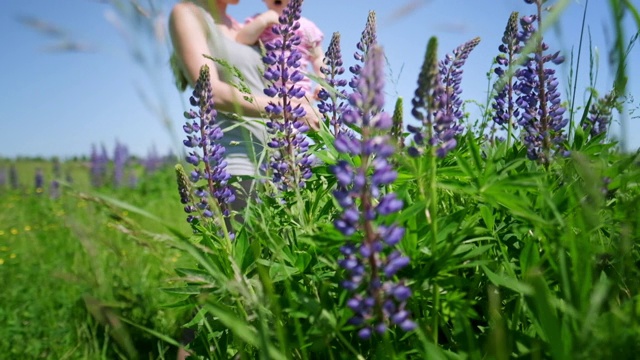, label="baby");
[236,0,324,97]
